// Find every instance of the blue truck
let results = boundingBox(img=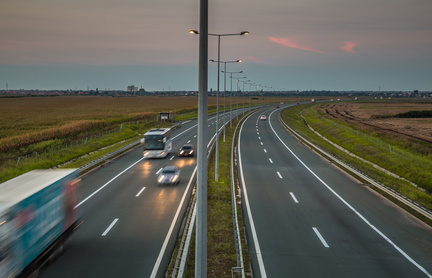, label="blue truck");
[0,169,81,278]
